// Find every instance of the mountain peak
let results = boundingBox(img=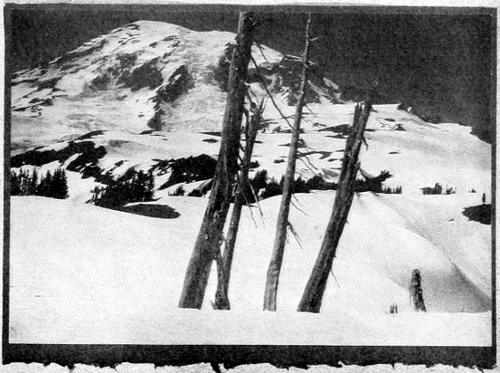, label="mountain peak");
[11,20,342,148]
